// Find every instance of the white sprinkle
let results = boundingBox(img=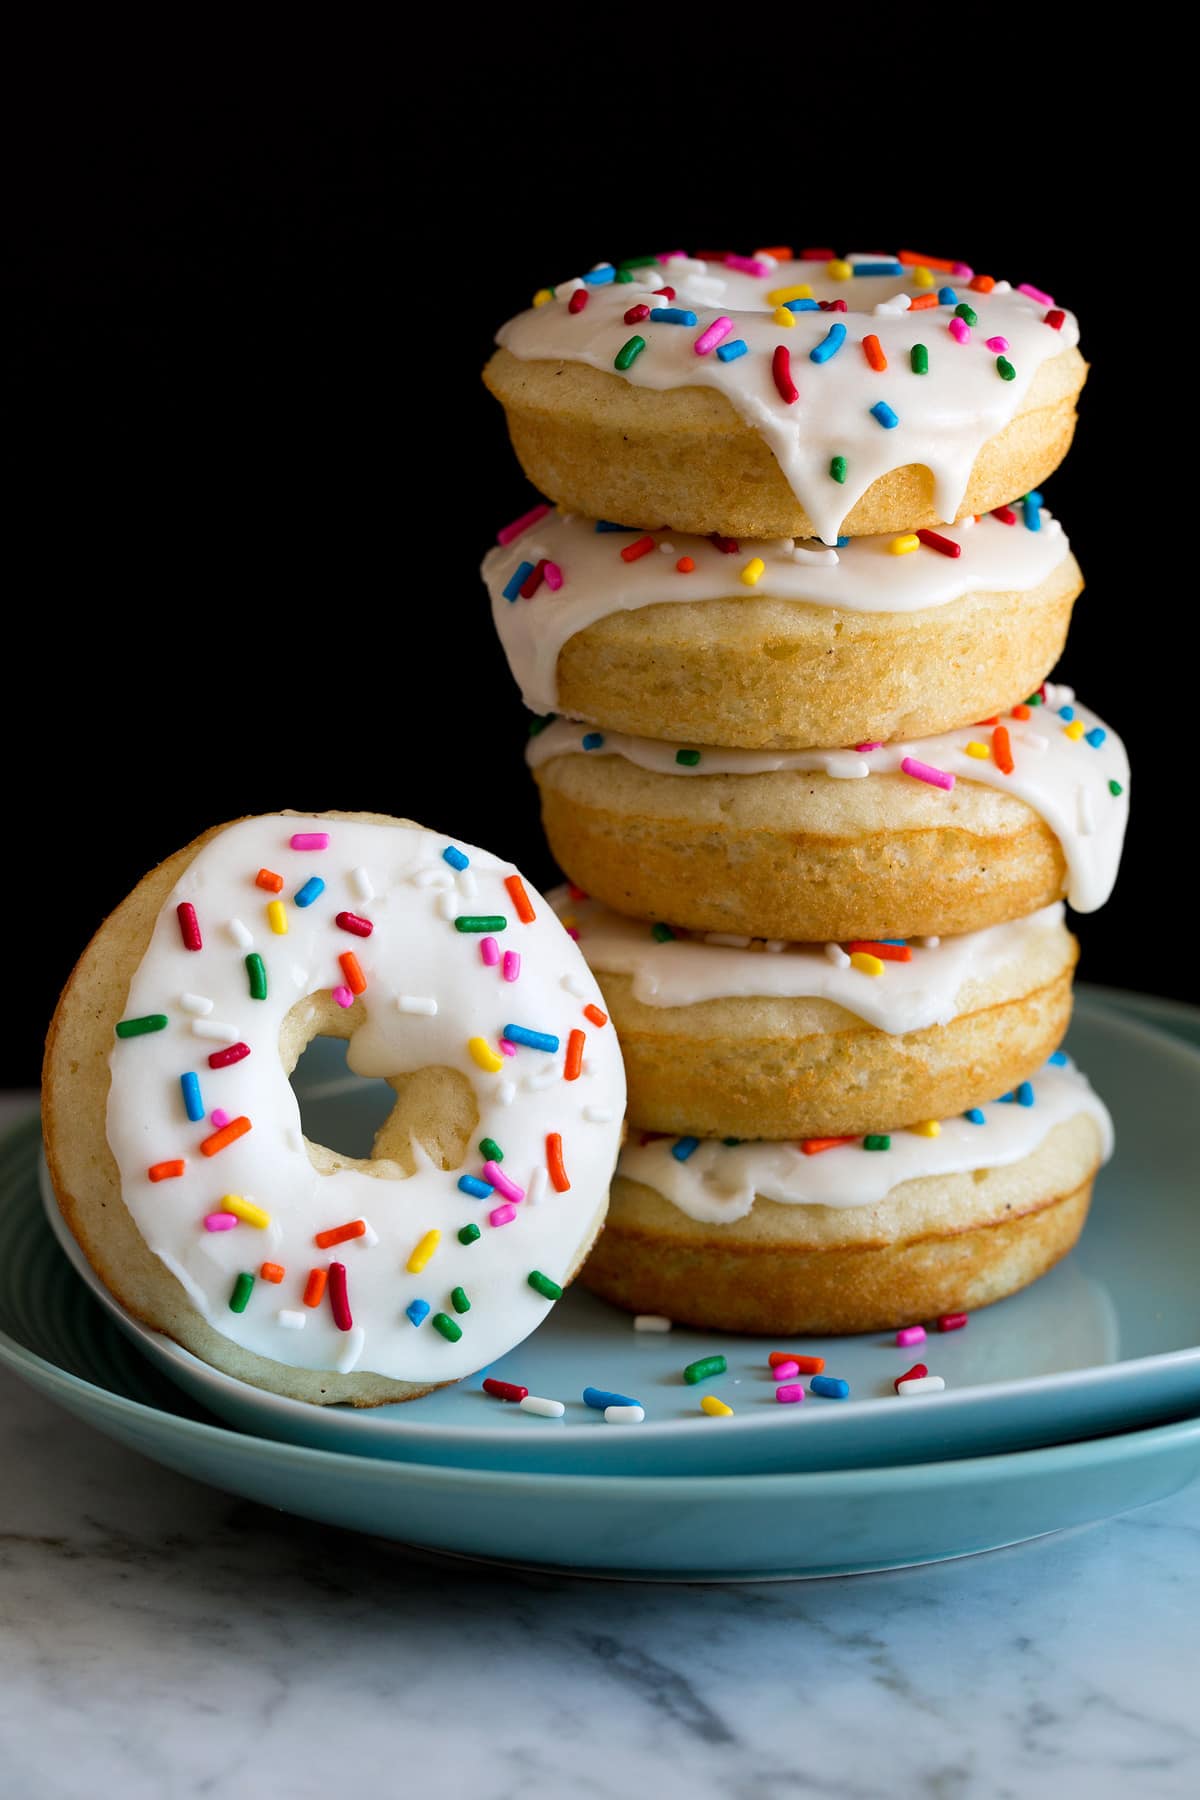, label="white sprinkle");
[457,868,478,899]
[520,1395,565,1418]
[336,1326,366,1373]
[397,995,438,1016]
[604,1404,646,1424]
[897,1375,946,1397]
[179,992,214,1016]
[919,936,941,949]
[658,542,675,555]
[291,965,310,987]
[705,932,751,948]
[764,940,787,954]
[525,1167,548,1207]
[634,1314,673,1333]
[1078,786,1097,836]
[524,1062,561,1093]
[825,943,851,969]
[350,867,374,901]
[873,292,912,316]
[498,1081,516,1107]
[228,918,254,949]
[191,1019,240,1043]
[1019,731,1049,753]
[277,1310,306,1330]
[437,890,458,920]
[991,278,1013,295]
[562,972,589,998]
[357,1221,379,1248]
[583,1106,614,1124]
